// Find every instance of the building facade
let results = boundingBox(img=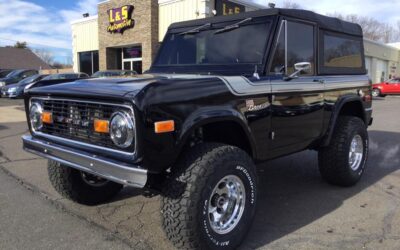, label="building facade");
[71,0,400,83]
[72,0,259,74]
